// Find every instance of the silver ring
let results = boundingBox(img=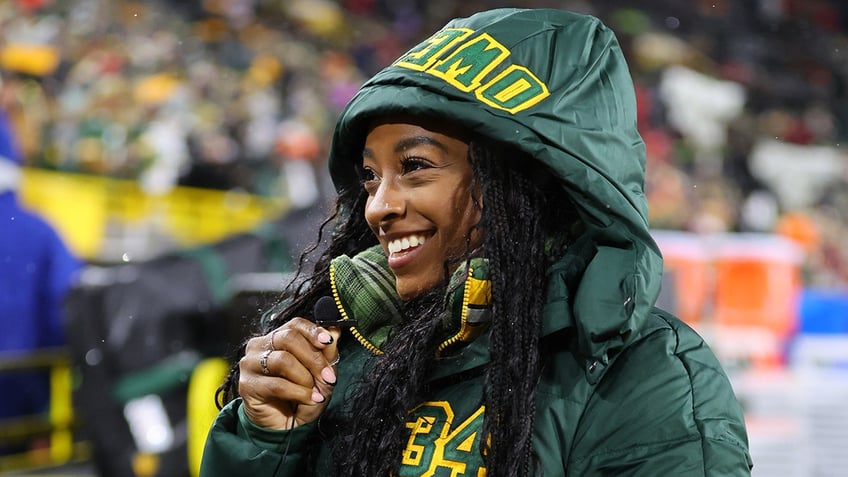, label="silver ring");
[259,349,272,375]
[268,329,278,352]
[329,354,340,367]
